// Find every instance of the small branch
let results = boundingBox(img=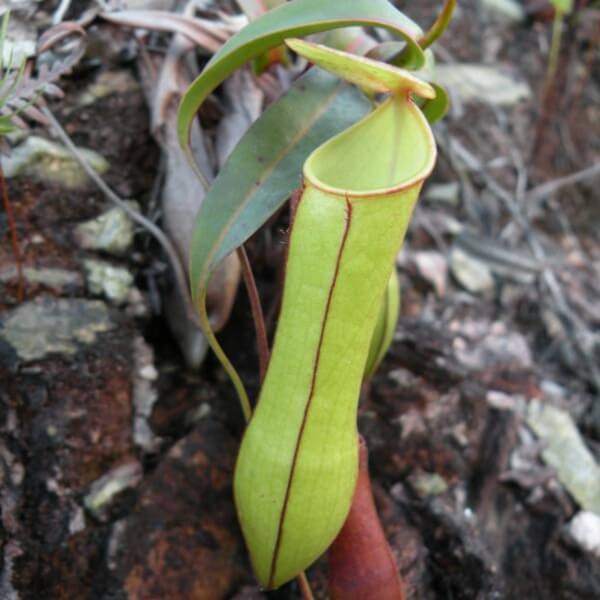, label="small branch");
[526,162,600,205]
[545,11,564,90]
[297,572,315,600]
[0,164,24,302]
[41,106,200,329]
[440,133,600,398]
[237,244,270,384]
